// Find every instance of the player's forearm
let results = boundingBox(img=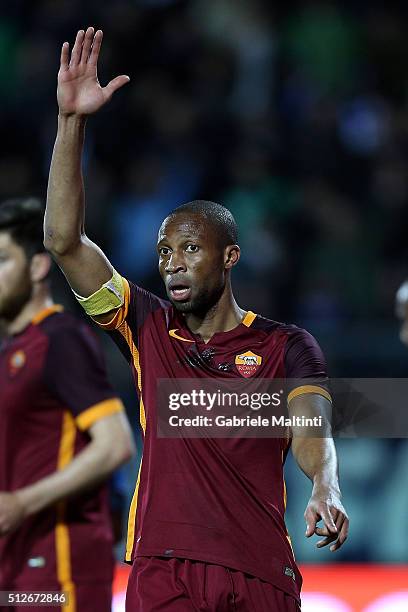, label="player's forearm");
[44,114,87,255]
[15,434,131,517]
[291,437,340,494]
